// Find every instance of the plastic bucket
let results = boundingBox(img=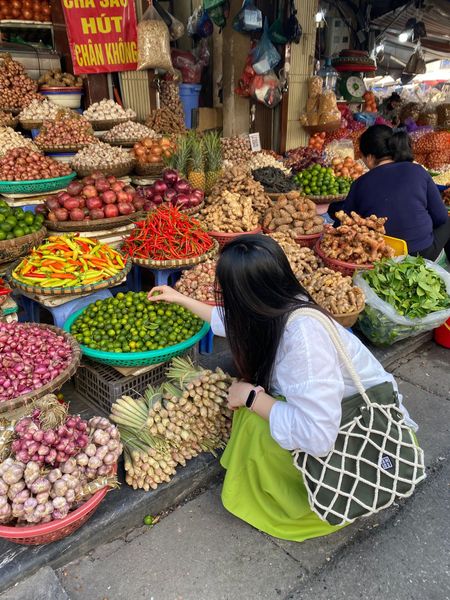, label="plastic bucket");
[179,84,202,129]
[434,318,450,349]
